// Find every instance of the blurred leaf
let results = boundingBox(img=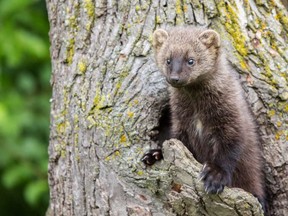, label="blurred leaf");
[17,72,36,94]
[0,26,48,68]
[0,0,50,214]
[0,25,23,67]
[15,29,49,59]
[0,0,35,19]
[14,8,49,36]
[0,95,22,137]
[24,179,48,206]
[21,137,47,161]
[2,164,34,188]
[0,103,8,124]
